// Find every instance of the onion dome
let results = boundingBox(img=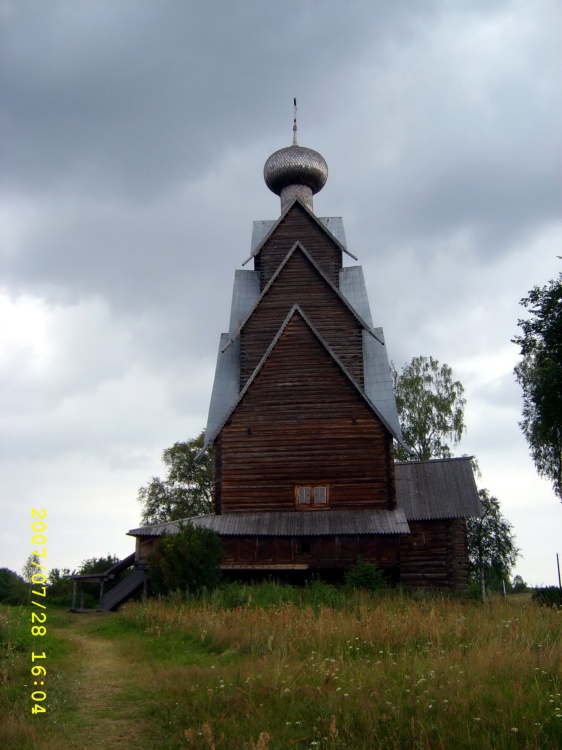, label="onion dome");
[263,102,328,214]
